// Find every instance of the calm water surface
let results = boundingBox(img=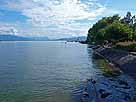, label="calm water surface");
[0,41,135,102]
